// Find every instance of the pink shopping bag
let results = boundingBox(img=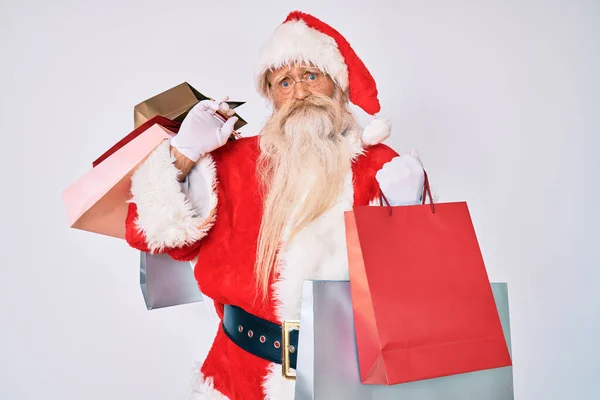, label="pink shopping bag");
[62,117,177,239]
